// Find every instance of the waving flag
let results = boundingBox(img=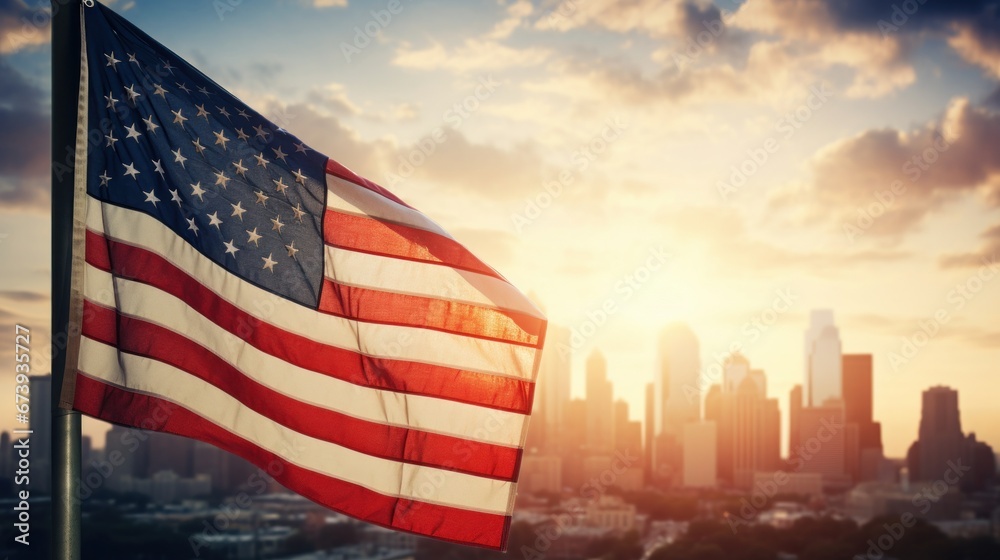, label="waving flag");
[60,2,545,550]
